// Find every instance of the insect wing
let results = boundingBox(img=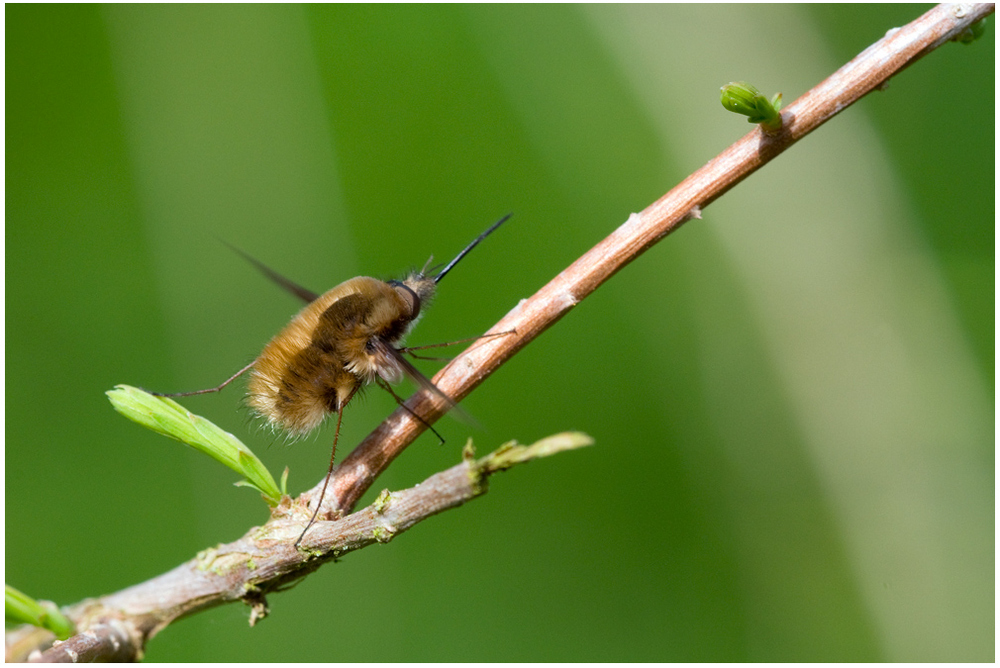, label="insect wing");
[372,339,480,427]
[222,240,321,304]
